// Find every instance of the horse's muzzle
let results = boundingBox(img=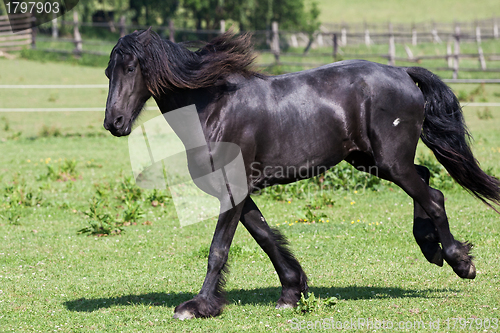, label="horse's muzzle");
[103,116,132,137]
